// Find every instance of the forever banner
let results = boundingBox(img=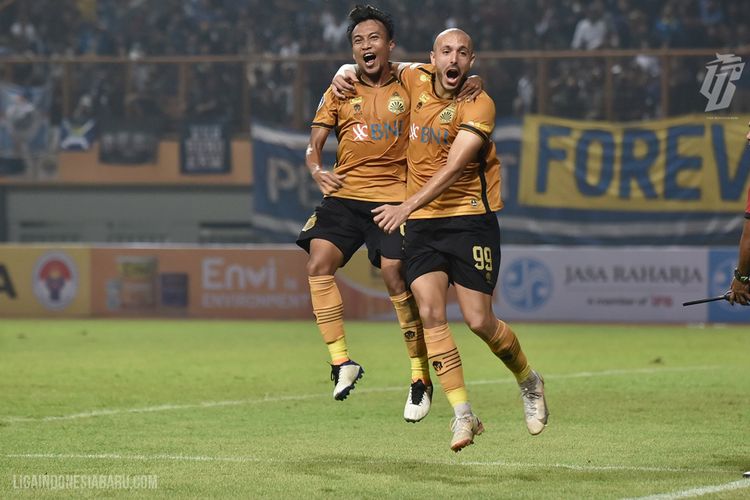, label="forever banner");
[506,114,750,245]
[520,114,750,212]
